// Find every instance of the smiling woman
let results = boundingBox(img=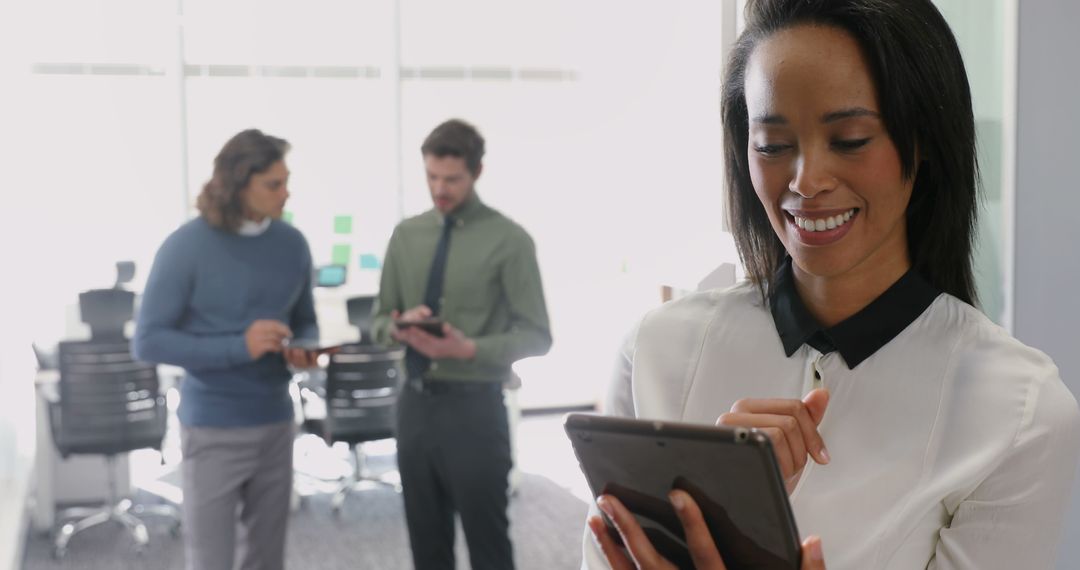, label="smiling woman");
[580,0,1080,569]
